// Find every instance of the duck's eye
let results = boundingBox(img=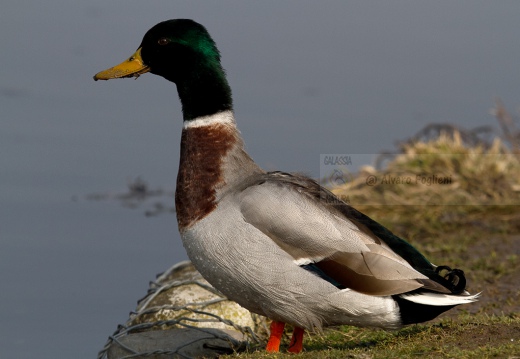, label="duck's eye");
[158,38,170,46]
